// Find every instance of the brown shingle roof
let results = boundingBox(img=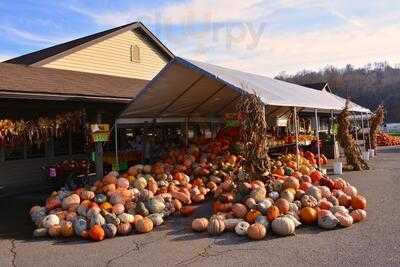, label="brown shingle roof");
[4,22,174,65]
[0,63,148,101]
